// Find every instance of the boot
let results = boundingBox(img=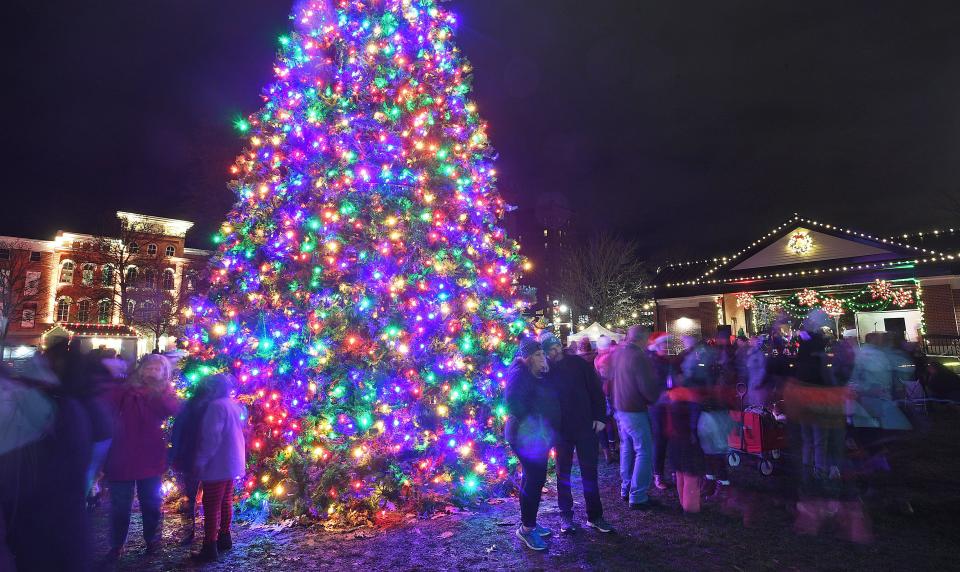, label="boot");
[217,531,233,552]
[653,474,668,490]
[191,541,219,563]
